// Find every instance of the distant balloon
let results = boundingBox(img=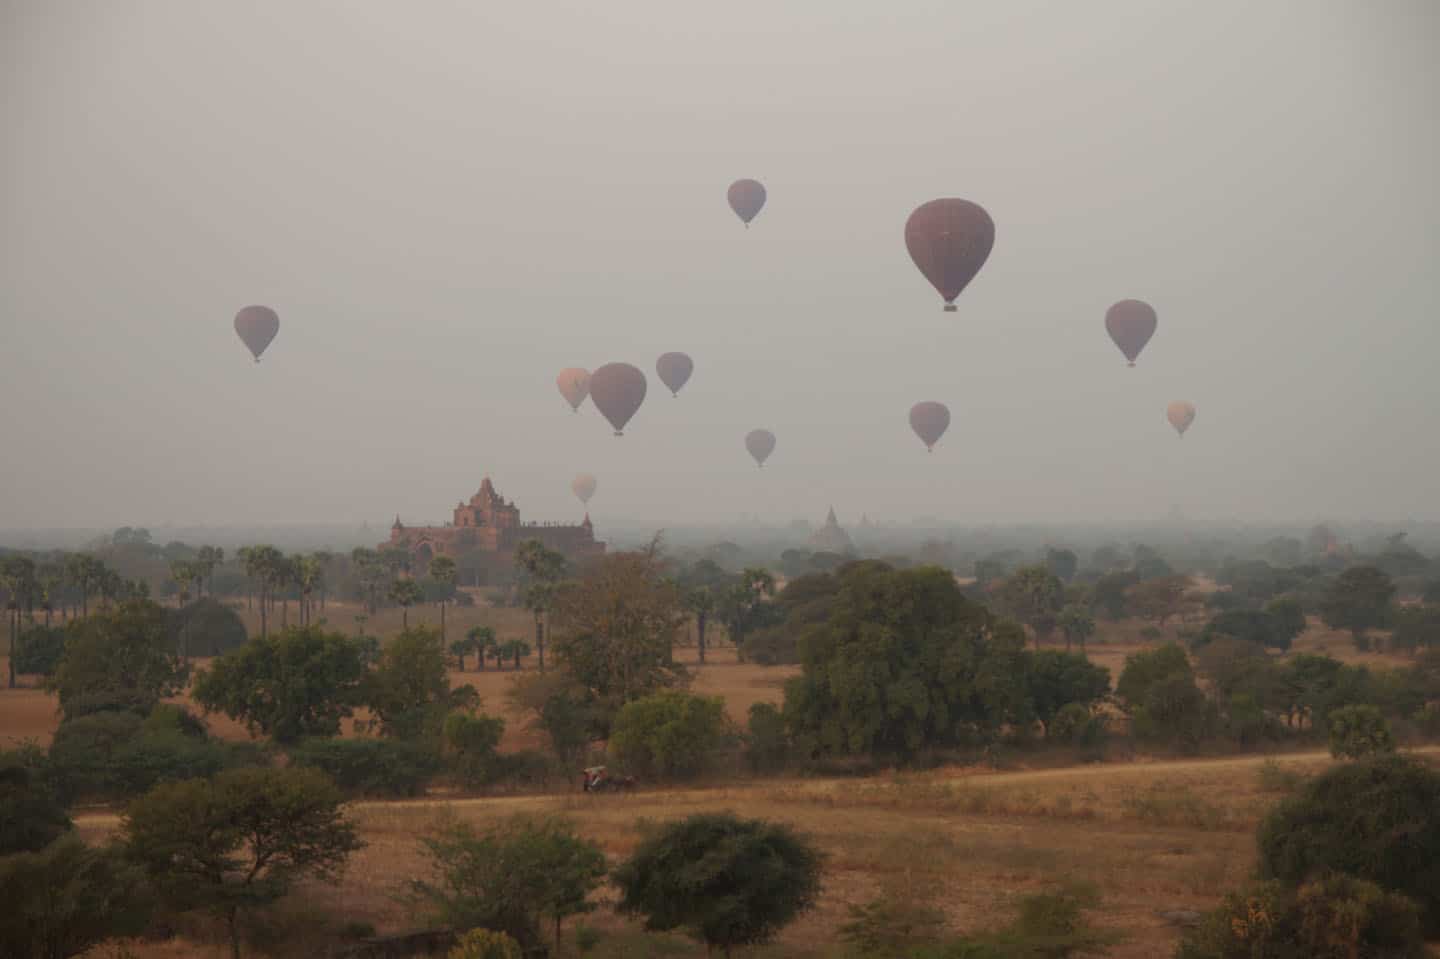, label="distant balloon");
[571,474,596,506]
[1167,401,1196,438]
[909,402,951,451]
[234,305,279,362]
[727,179,766,226]
[656,352,694,397]
[556,368,591,412]
[904,199,995,312]
[1105,300,1157,367]
[745,429,776,468]
[589,363,647,436]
